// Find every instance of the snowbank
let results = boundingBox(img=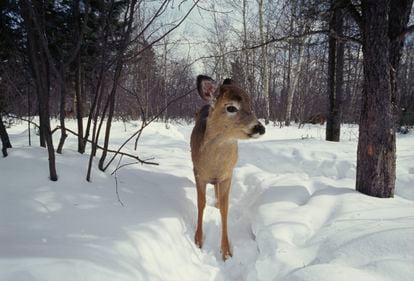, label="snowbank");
[0,120,413,281]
